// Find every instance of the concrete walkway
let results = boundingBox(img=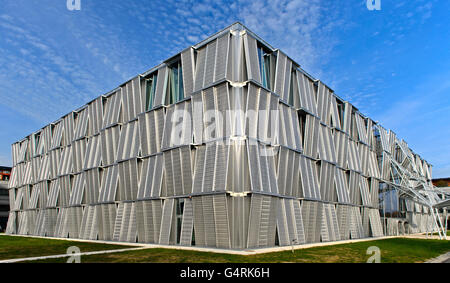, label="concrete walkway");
[426,252,450,263]
[0,247,149,263]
